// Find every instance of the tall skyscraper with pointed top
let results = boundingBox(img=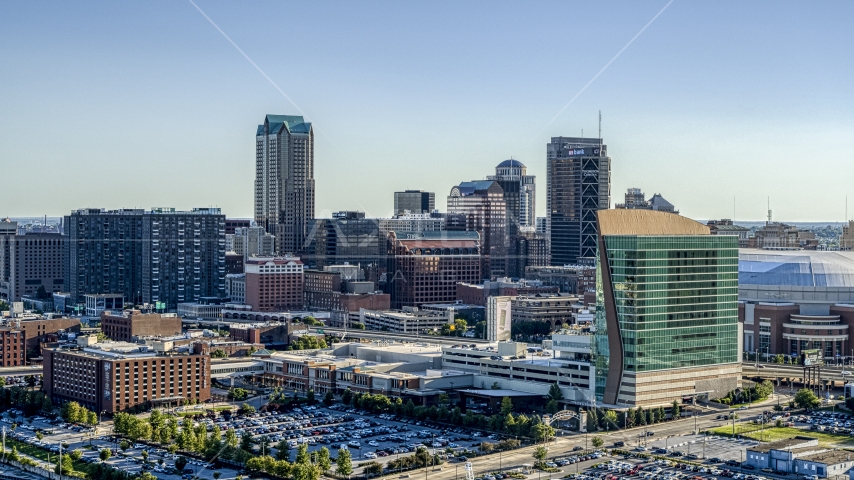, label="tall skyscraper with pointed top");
[255,114,315,254]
